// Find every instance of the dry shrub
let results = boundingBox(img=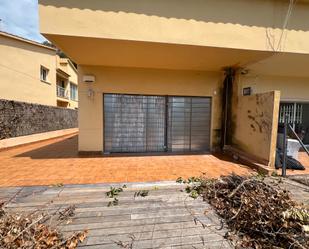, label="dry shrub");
[0,202,87,249]
[199,174,309,249]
